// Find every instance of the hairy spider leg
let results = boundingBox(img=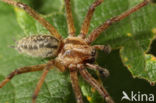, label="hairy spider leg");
[2,0,62,40]
[32,61,53,103]
[79,68,114,103]
[31,60,65,103]
[86,63,110,78]
[86,0,151,44]
[0,63,47,88]
[79,0,104,38]
[70,69,83,103]
[93,45,111,53]
[64,0,76,36]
